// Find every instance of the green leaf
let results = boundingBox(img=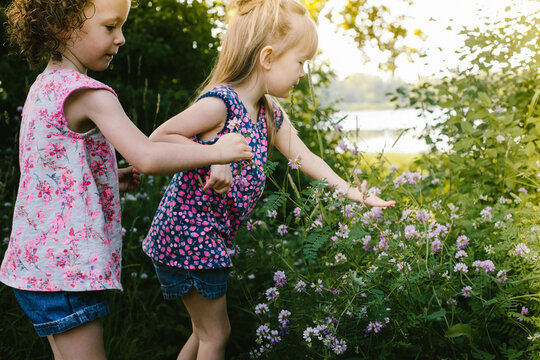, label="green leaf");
[445,323,472,339]
[426,309,446,321]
